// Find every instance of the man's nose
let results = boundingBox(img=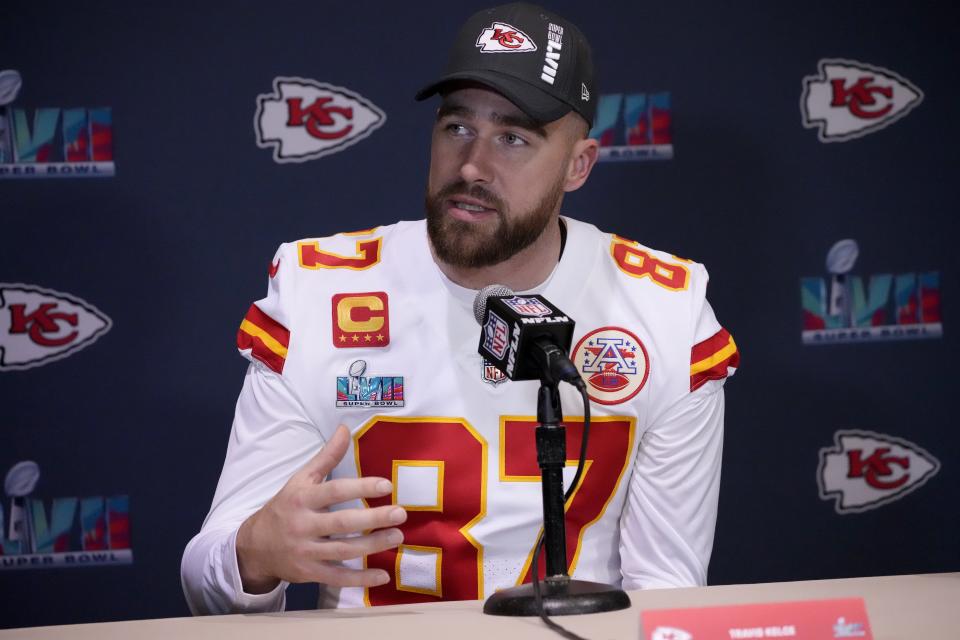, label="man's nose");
[459,139,493,184]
